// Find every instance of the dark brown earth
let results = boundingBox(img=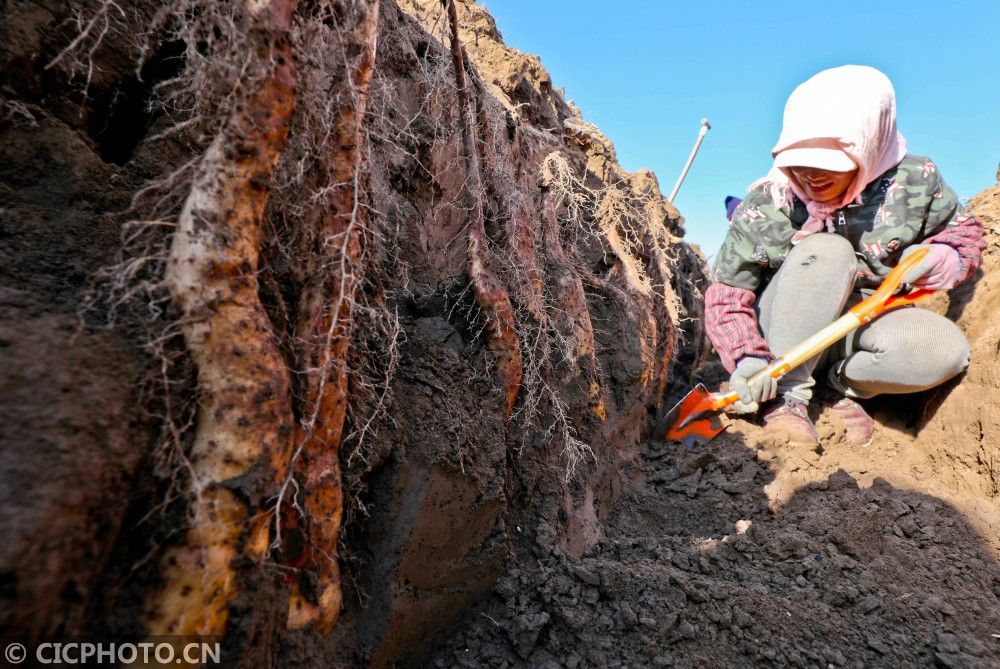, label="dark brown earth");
[1,0,998,666]
[431,438,1000,668]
